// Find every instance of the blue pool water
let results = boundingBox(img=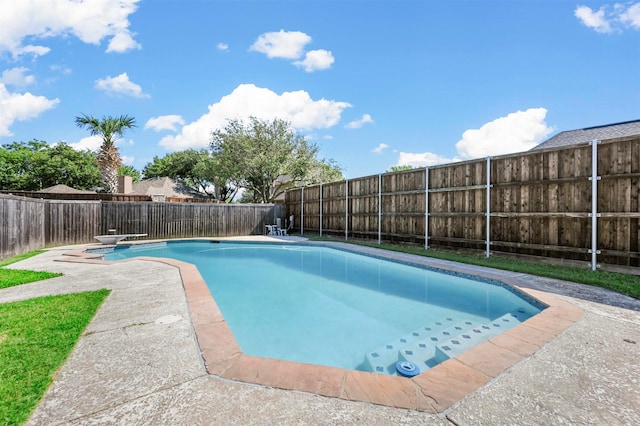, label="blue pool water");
[96,241,544,375]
